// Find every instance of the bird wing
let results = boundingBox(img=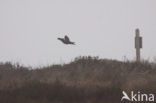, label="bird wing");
[64,35,70,42]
